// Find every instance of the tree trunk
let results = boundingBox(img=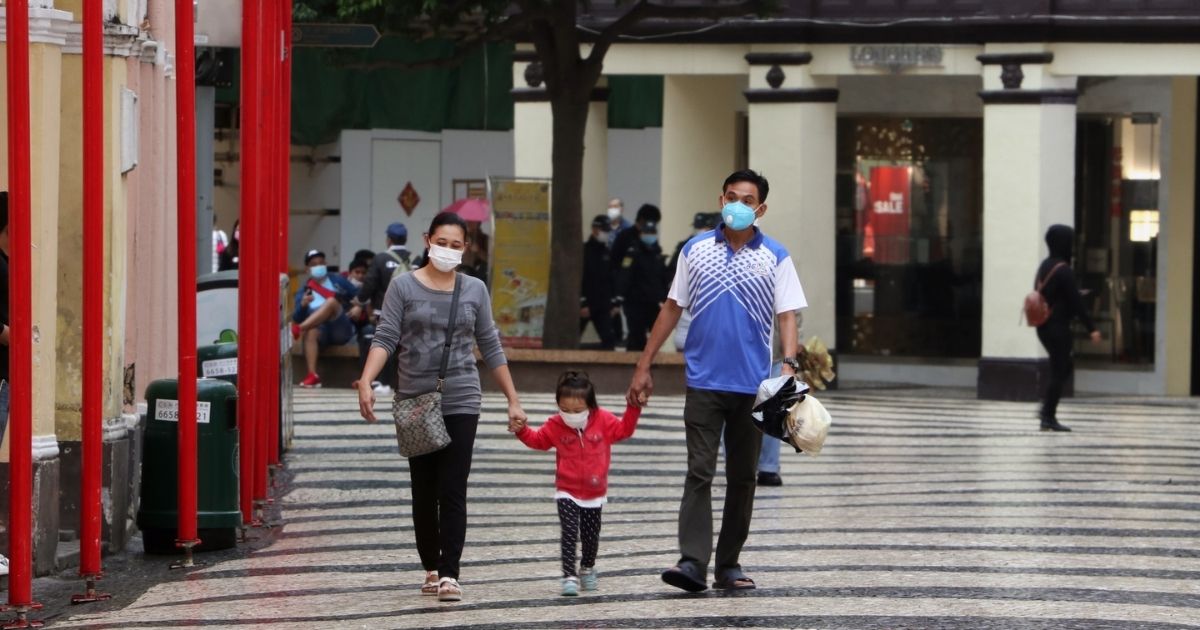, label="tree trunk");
[540,80,592,349]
